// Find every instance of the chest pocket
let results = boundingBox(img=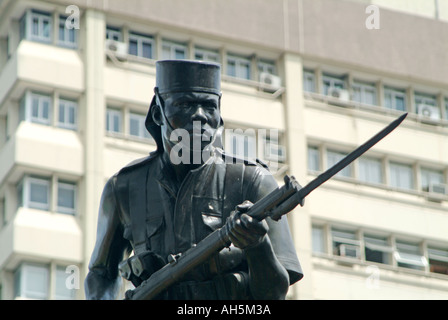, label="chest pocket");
[193,196,224,232]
